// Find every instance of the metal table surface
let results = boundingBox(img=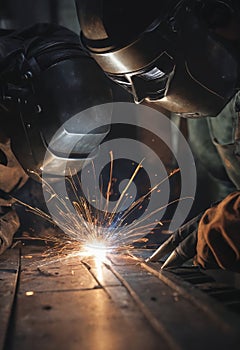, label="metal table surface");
[1,237,240,350]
